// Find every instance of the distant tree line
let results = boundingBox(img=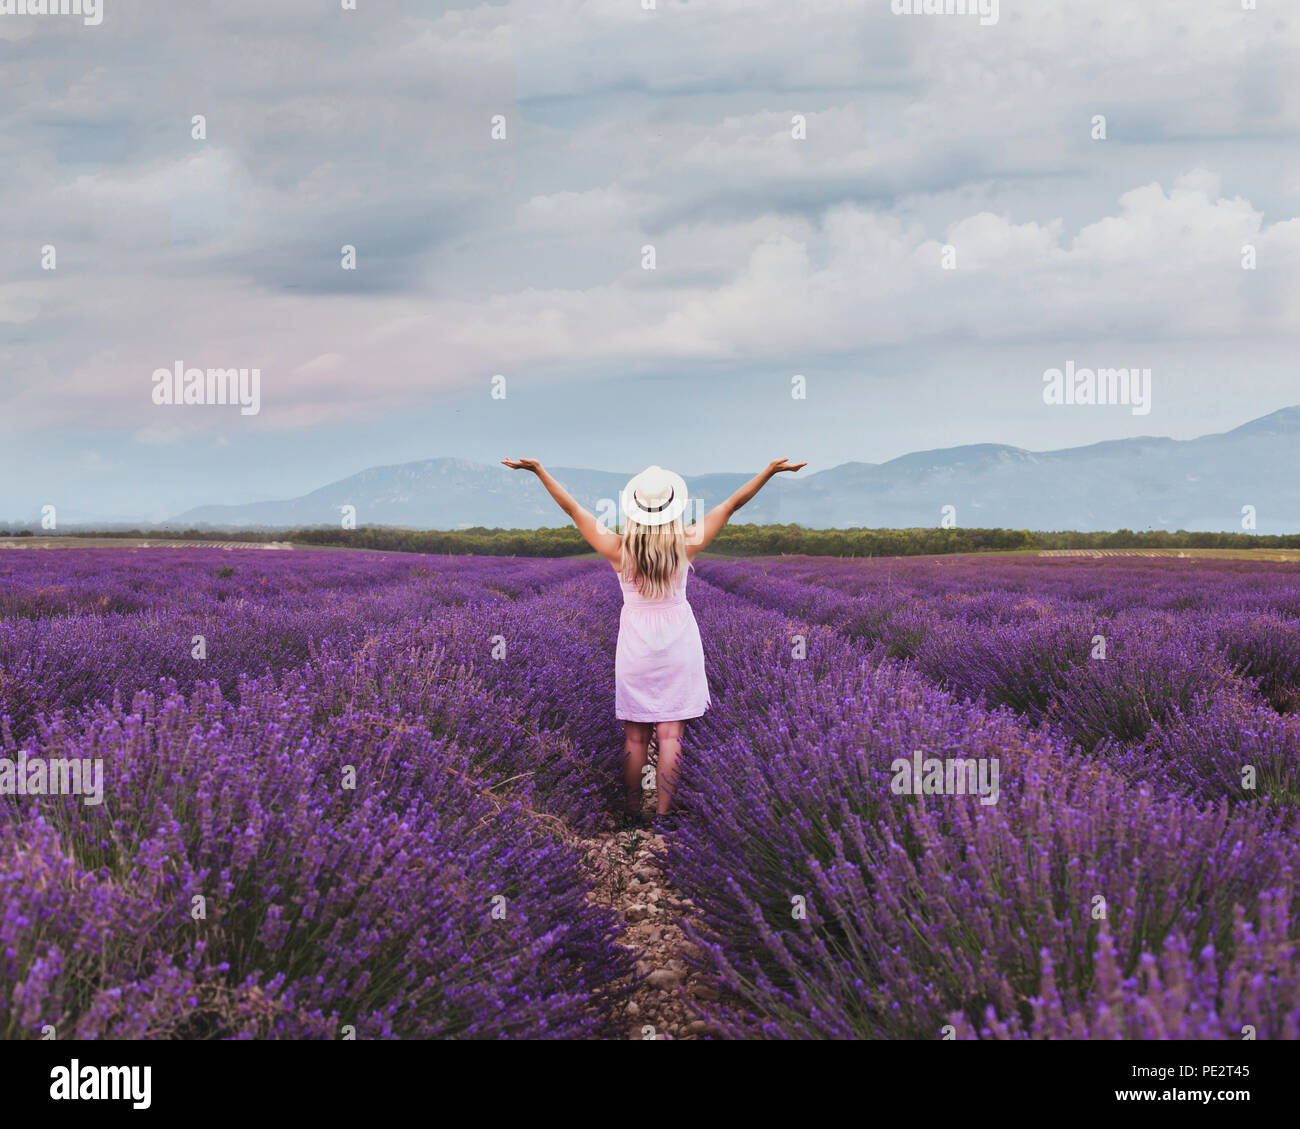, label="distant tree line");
[7,524,1300,557]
